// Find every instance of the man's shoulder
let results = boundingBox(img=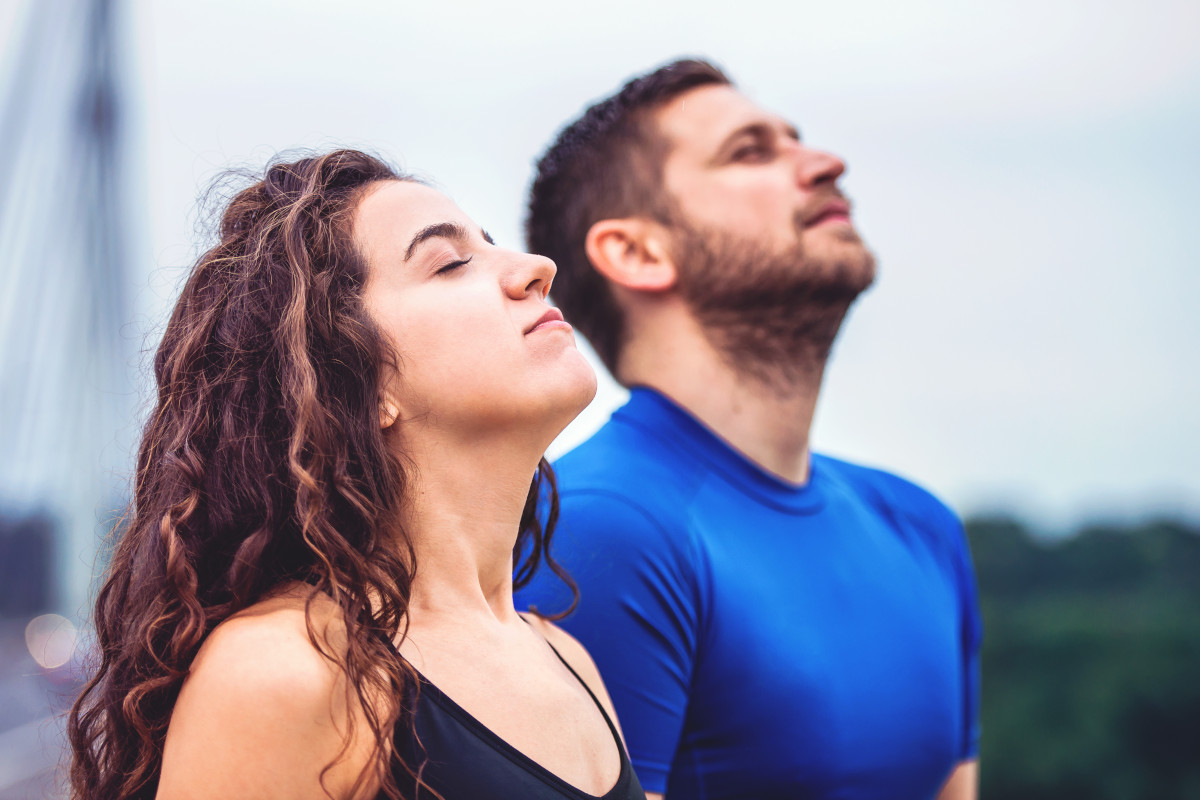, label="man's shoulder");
[547,417,709,558]
[813,452,962,533]
[815,455,978,604]
[555,414,702,500]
